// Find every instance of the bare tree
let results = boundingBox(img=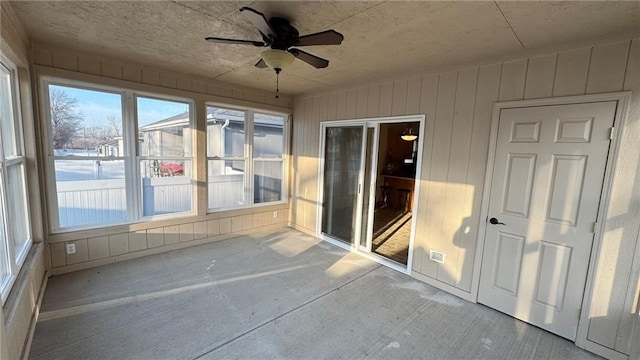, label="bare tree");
[50,89,83,149]
[85,126,114,148]
[107,115,122,137]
